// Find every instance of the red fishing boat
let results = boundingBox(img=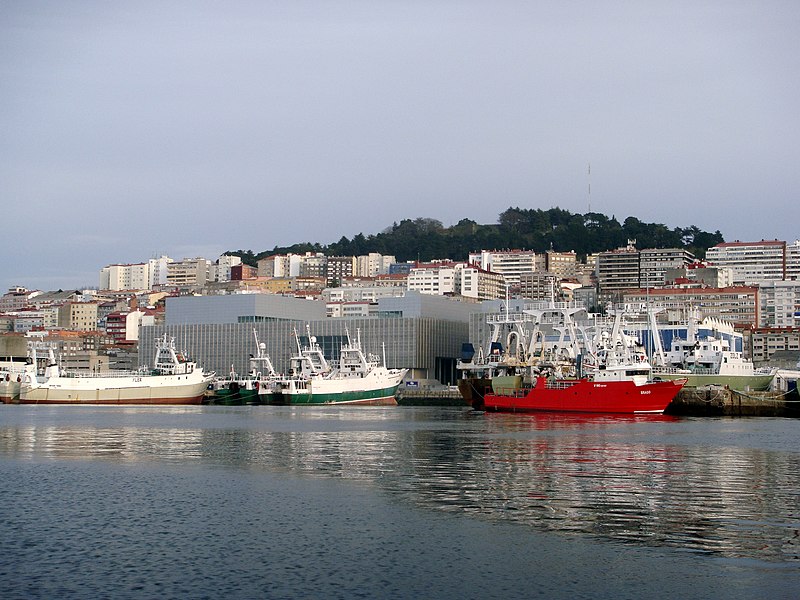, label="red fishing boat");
[482,374,686,414]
